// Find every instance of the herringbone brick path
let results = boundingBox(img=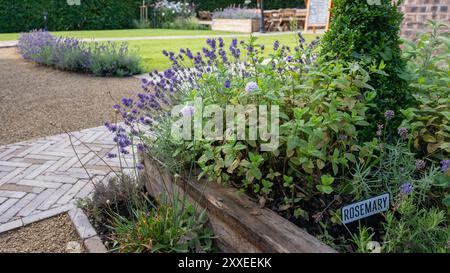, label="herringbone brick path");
[0,125,133,233]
